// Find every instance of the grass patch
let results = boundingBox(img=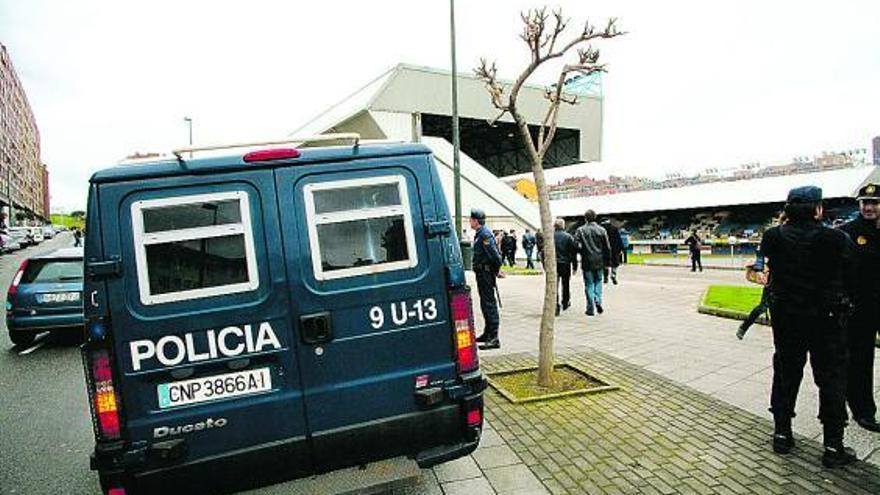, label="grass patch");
[703,285,763,313]
[487,364,618,403]
[500,265,542,276]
